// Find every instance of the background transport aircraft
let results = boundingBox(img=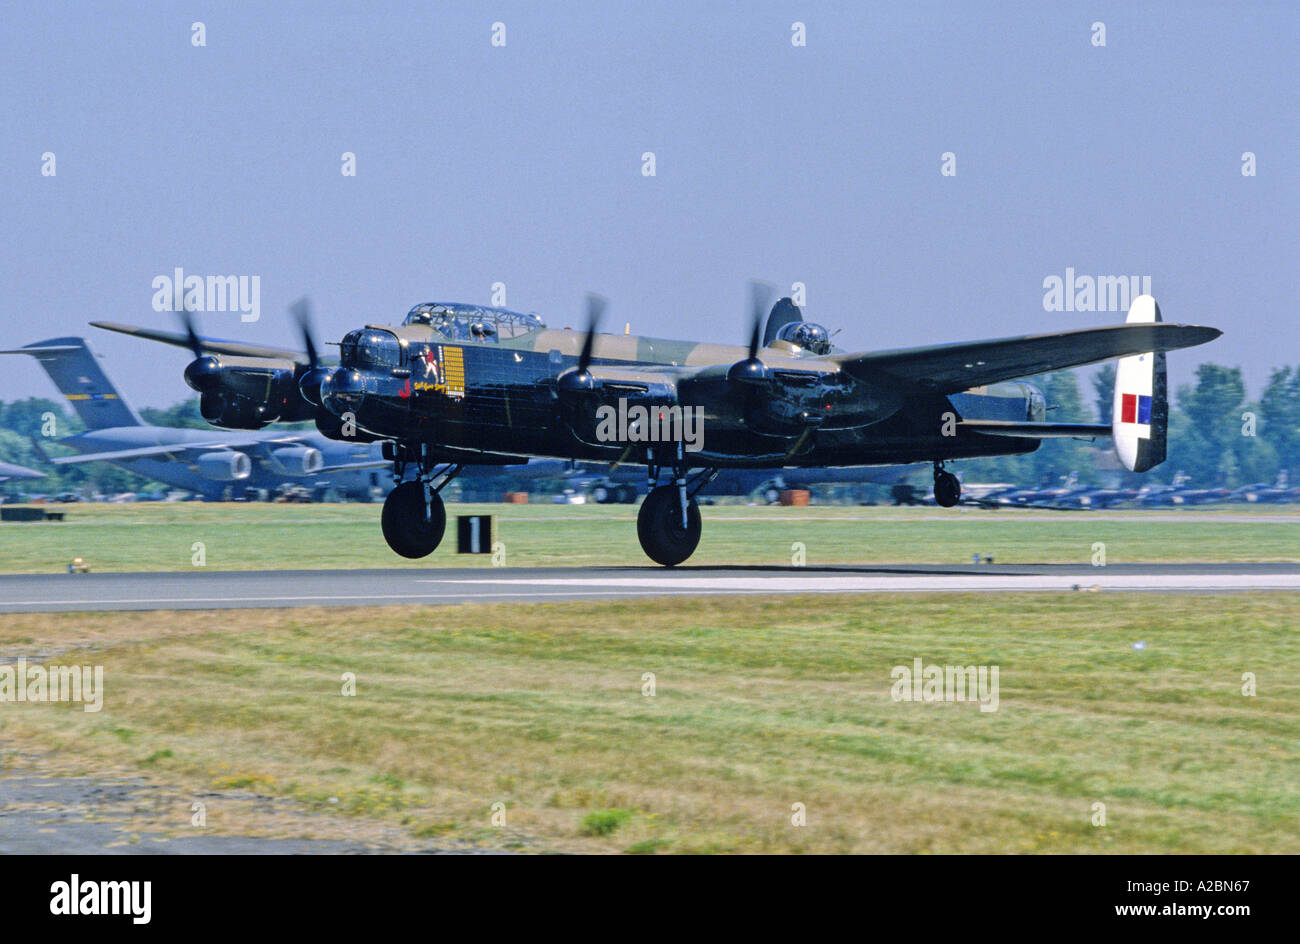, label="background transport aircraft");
[100,289,1220,564]
[0,461,43,483]
[1,338,391,501]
